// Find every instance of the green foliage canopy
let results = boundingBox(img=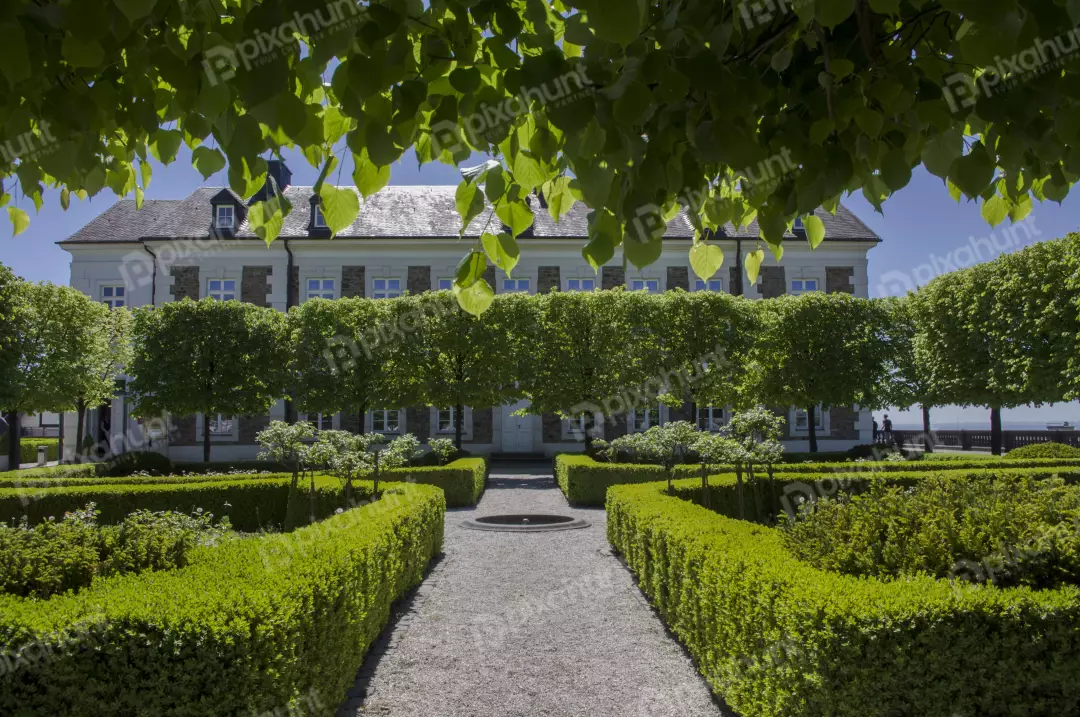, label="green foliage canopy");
[5,1,1078,313]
